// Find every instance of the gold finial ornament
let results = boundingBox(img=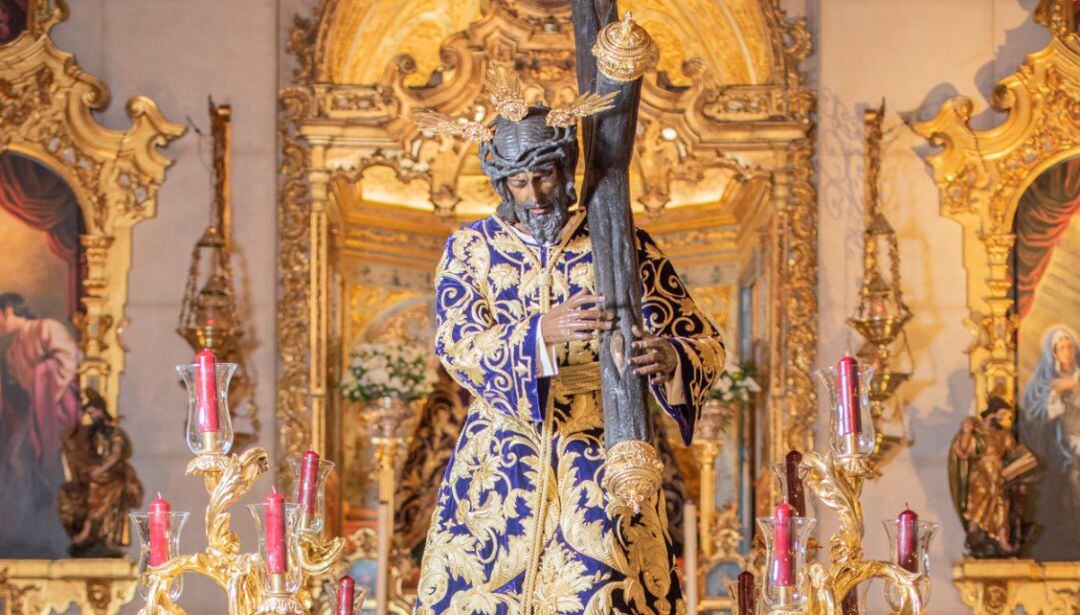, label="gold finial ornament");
[546,91,619,127]
[592,12,659,82]
[603,439,664,513]
[484,65,529,122]
[412,110,494,143]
